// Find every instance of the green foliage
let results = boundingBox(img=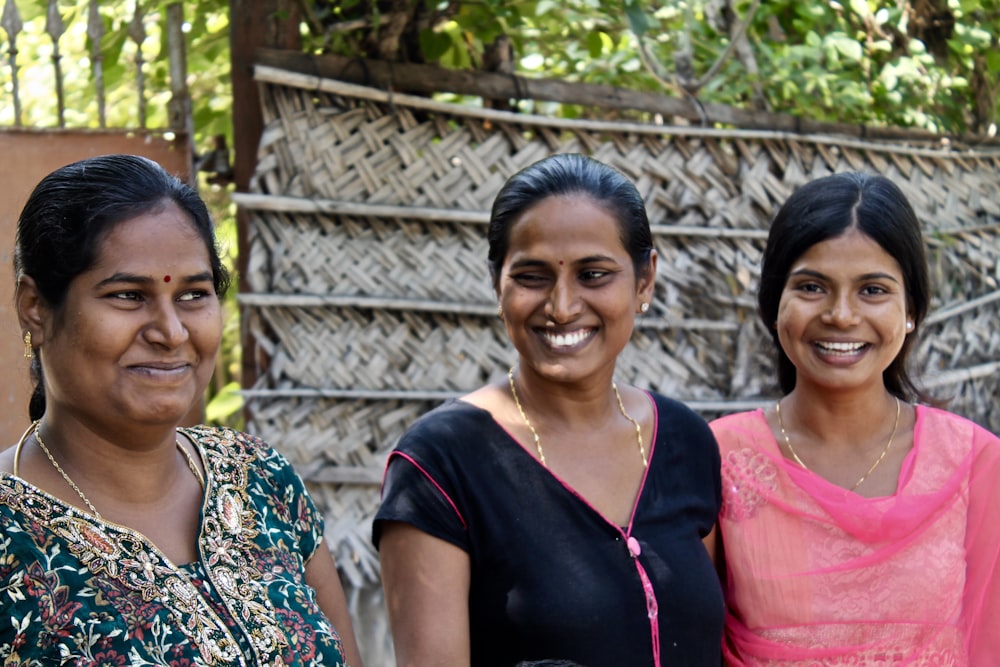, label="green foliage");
[315,0,998,135]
